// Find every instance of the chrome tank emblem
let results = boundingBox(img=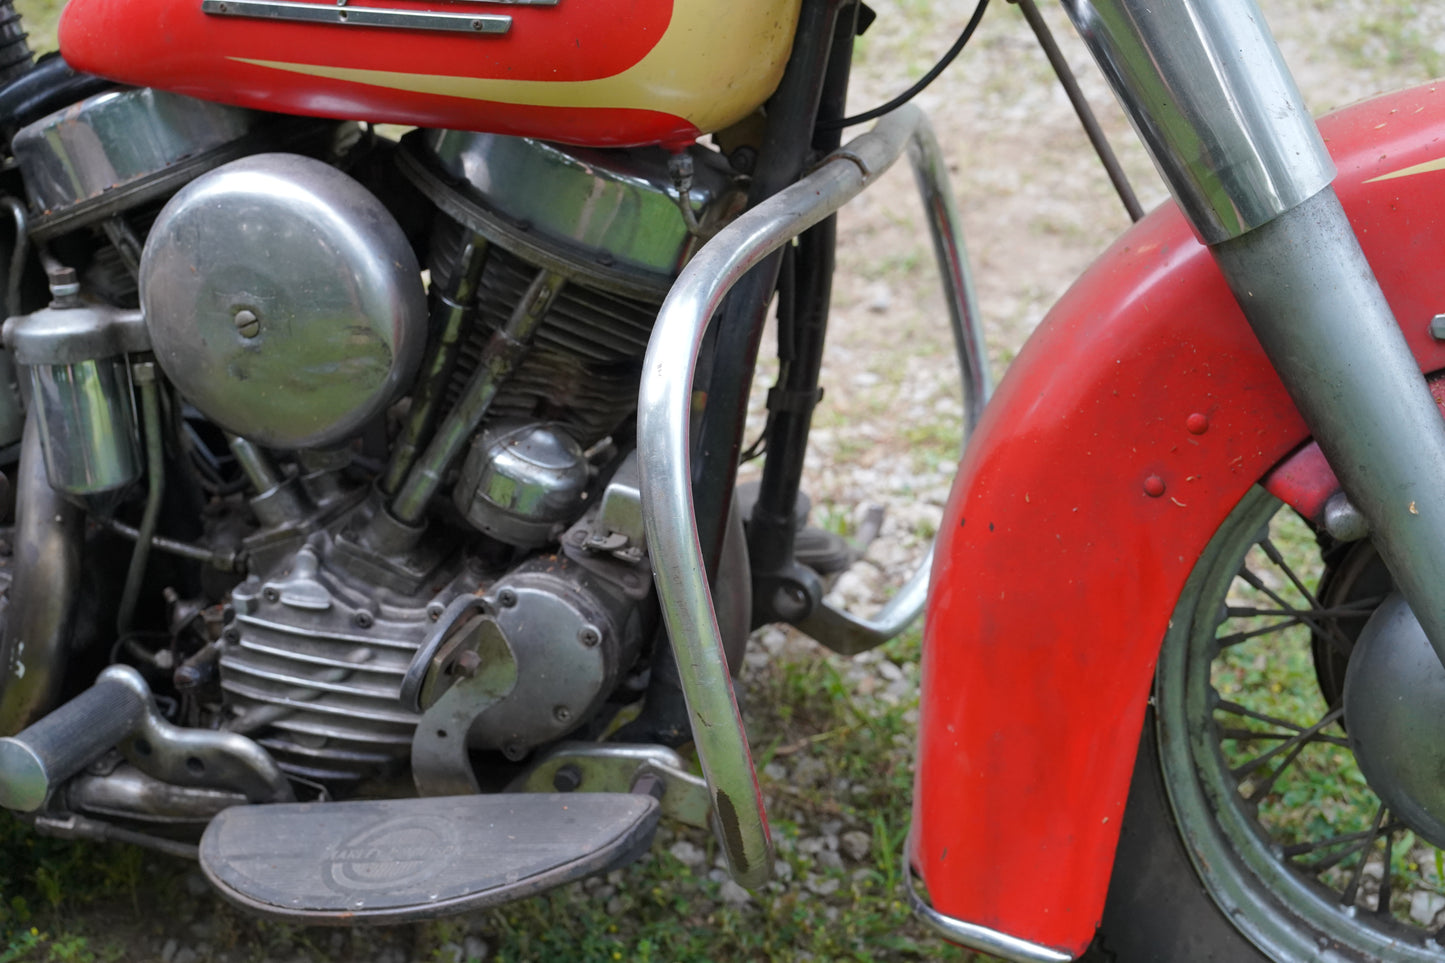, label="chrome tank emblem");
[200,0,559,34]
